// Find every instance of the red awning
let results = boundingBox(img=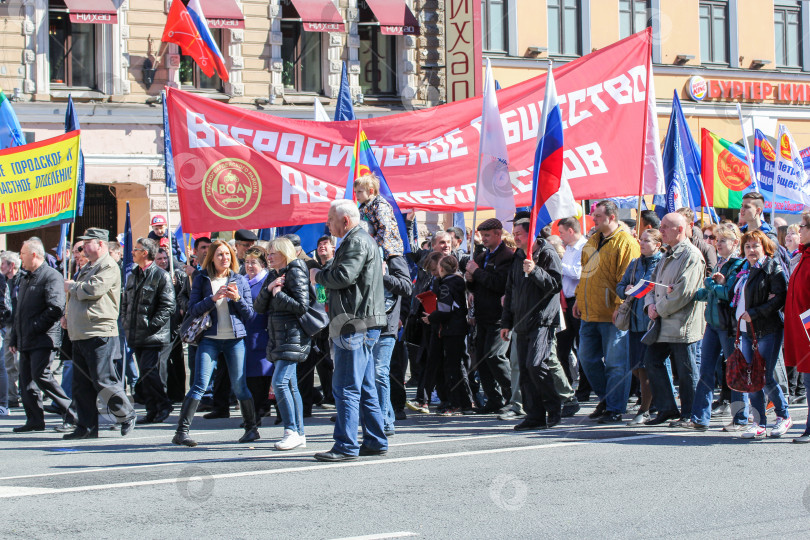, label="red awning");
[288,0,346,32]
[64,0,118,25]
[200,0,246,29]
[365,0,419,35]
